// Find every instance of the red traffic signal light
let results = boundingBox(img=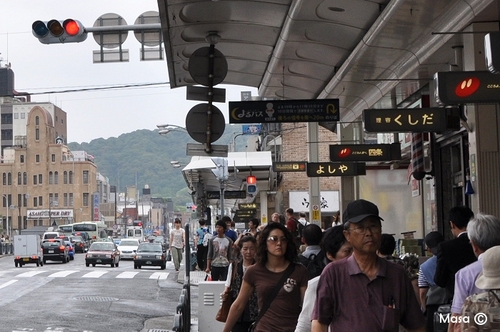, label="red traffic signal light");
[246,176,257,195]
[32,19,87,44]
[246,175,256,185]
